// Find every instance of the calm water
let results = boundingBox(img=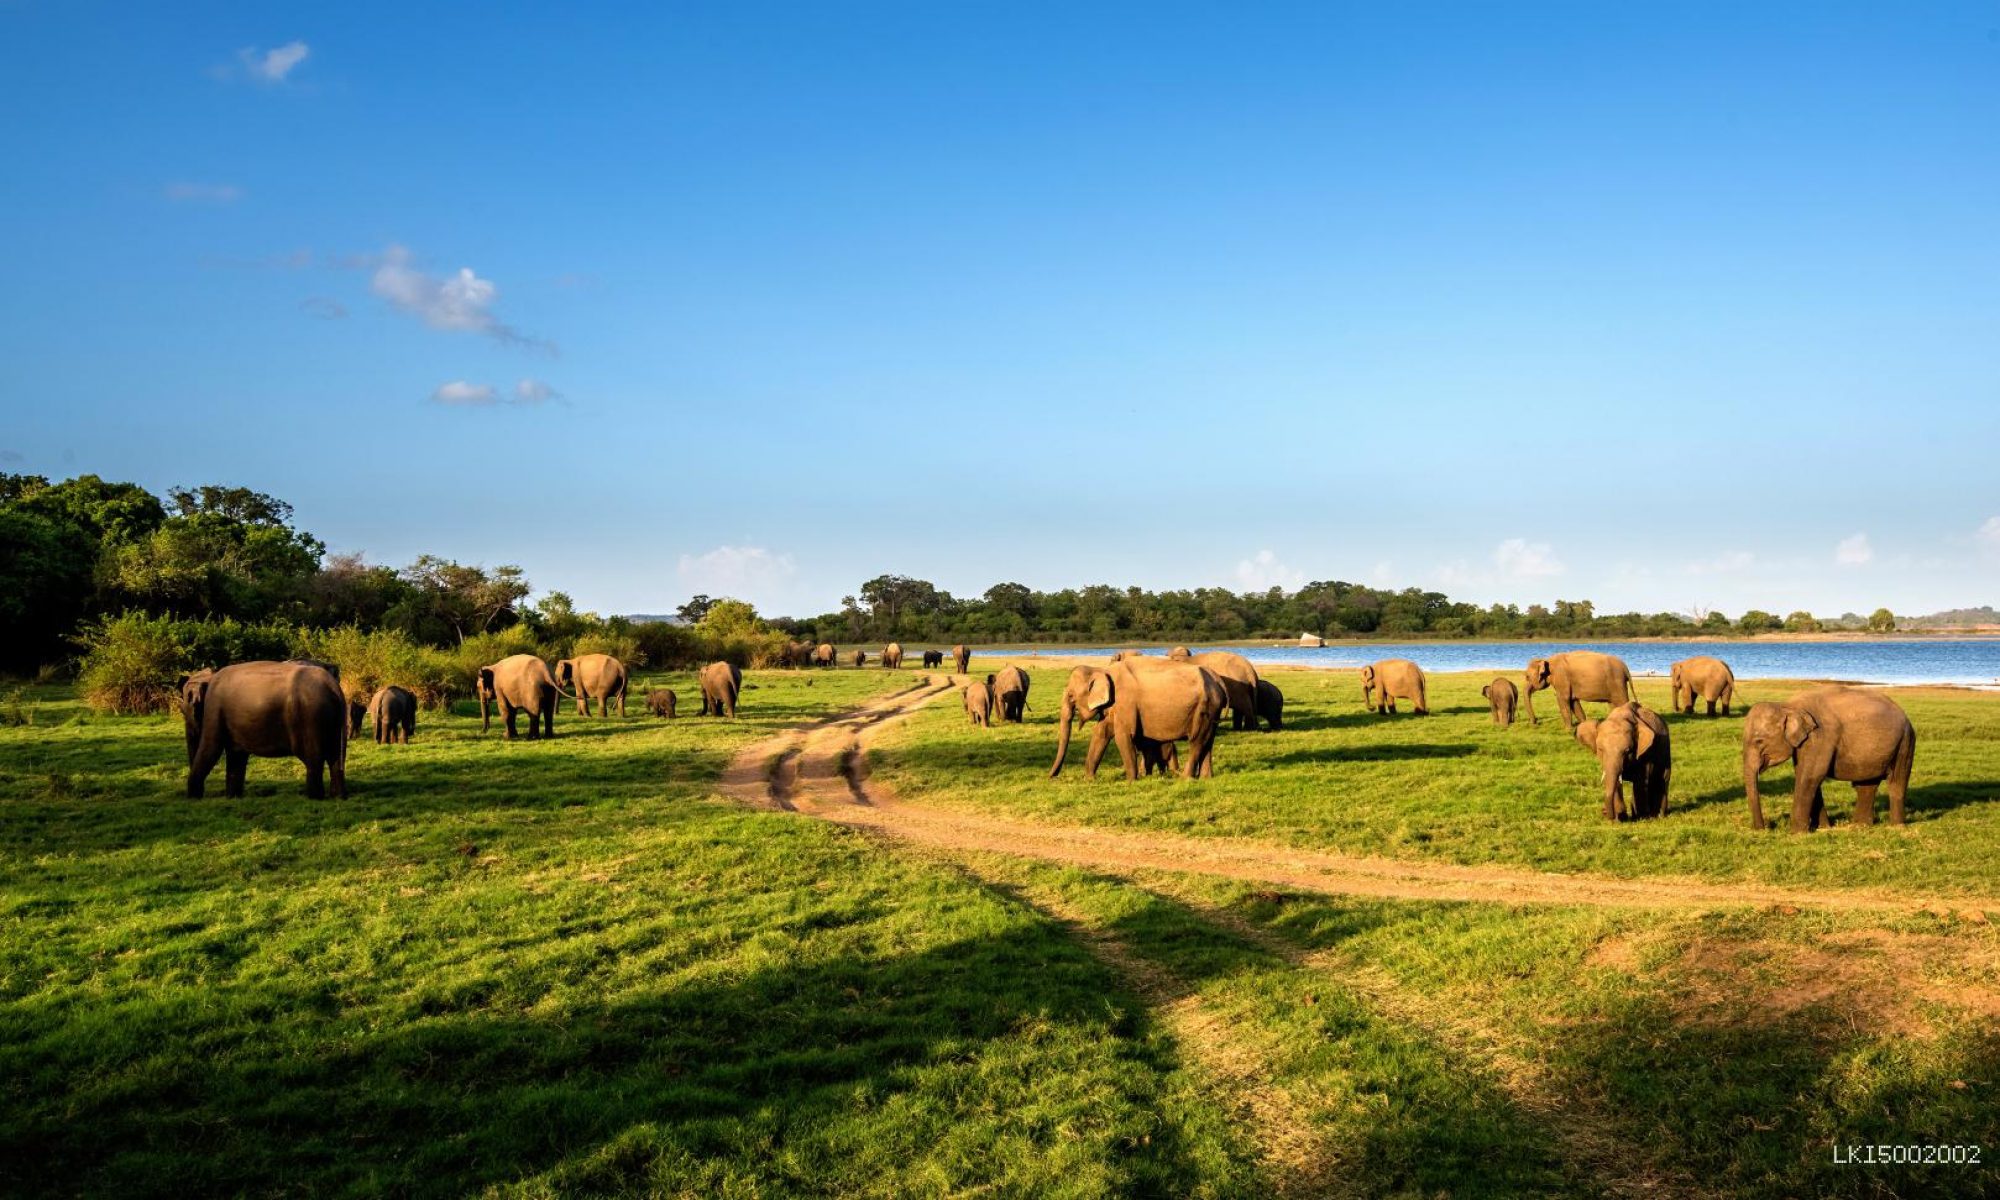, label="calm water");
[995,640,2000,686]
